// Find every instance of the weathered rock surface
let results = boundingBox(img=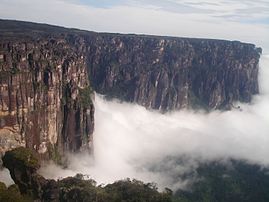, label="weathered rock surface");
[0,22,94,159]
[86,35,261,110]
[0,19,262,158]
